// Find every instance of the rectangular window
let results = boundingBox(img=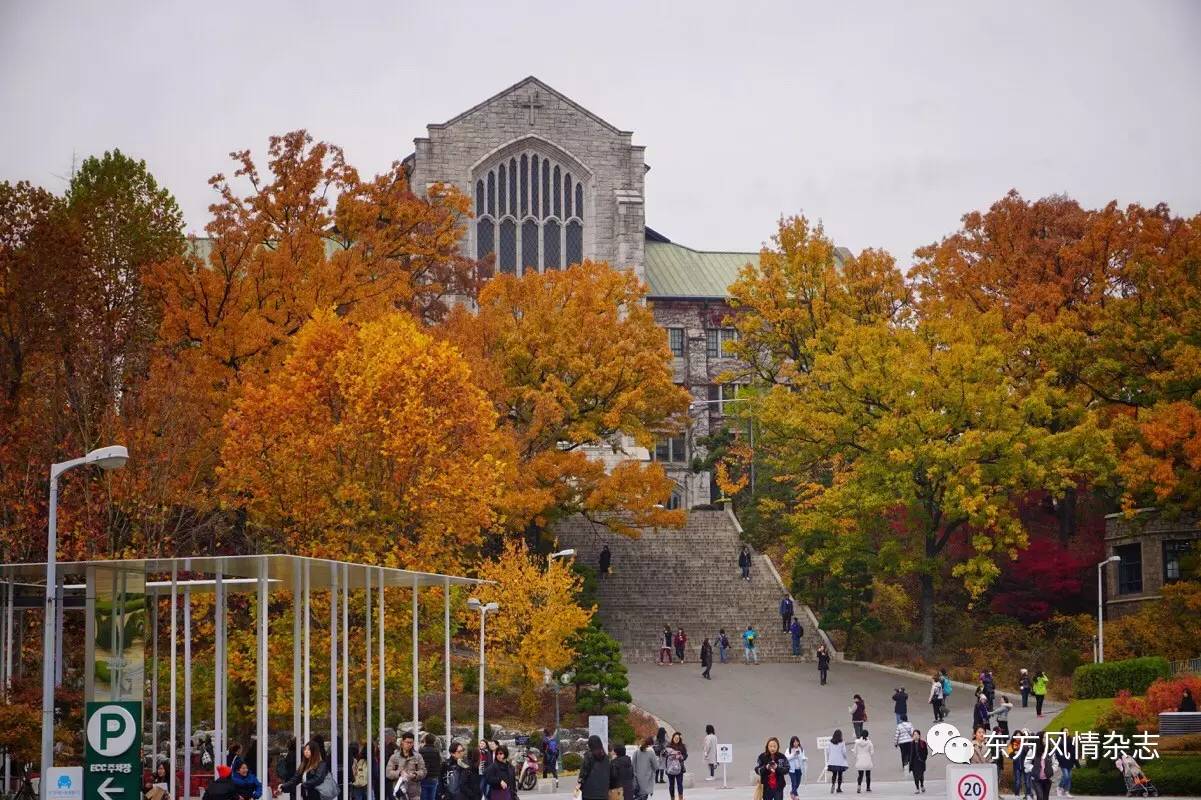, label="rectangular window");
[706,383,744,414]
[1116,543,1142,595]
[654,435,686,463]
[668,328,684,358]
[705,327,738,360]
[1164,539,1194,583]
